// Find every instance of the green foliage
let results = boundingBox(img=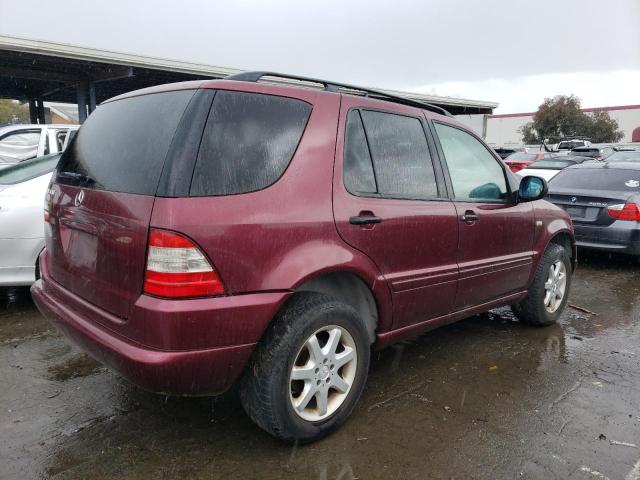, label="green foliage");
[0,100,30,125]
[519,95,624,144]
